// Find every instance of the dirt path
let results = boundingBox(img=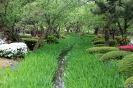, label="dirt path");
[0,58,16,69]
